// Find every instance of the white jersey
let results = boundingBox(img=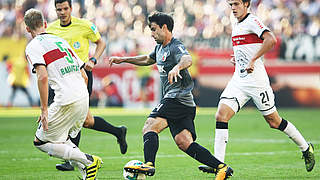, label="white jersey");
[26,33,88,105]
[231,13,270,87]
